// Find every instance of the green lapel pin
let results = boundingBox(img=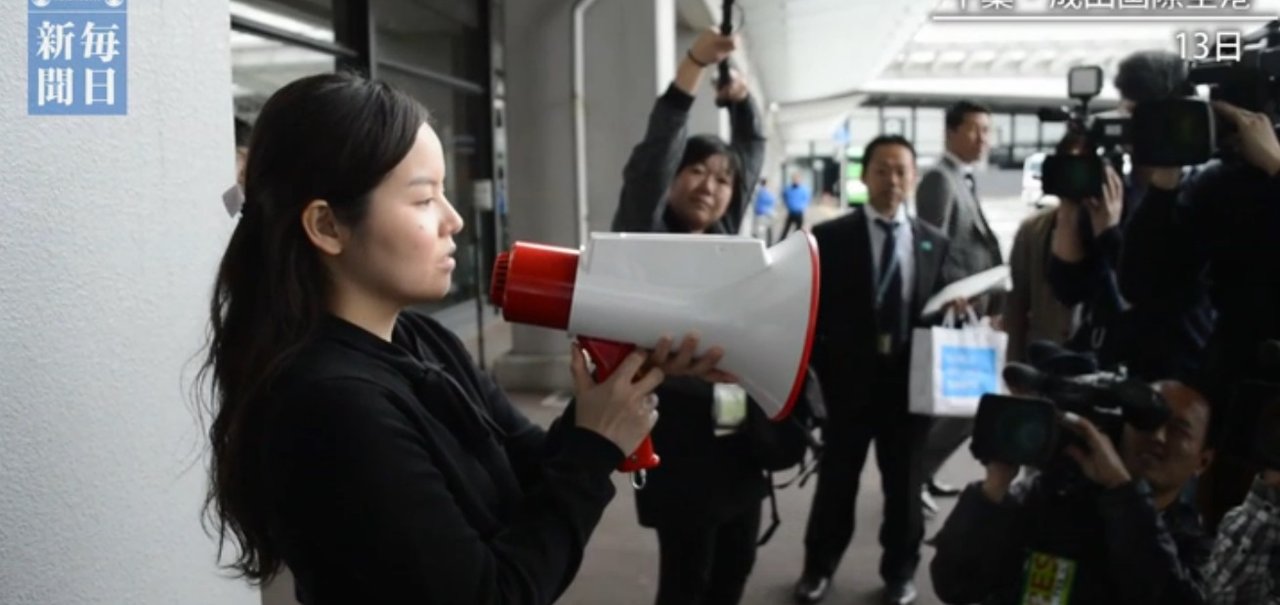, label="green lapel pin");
[921,240,933,252]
